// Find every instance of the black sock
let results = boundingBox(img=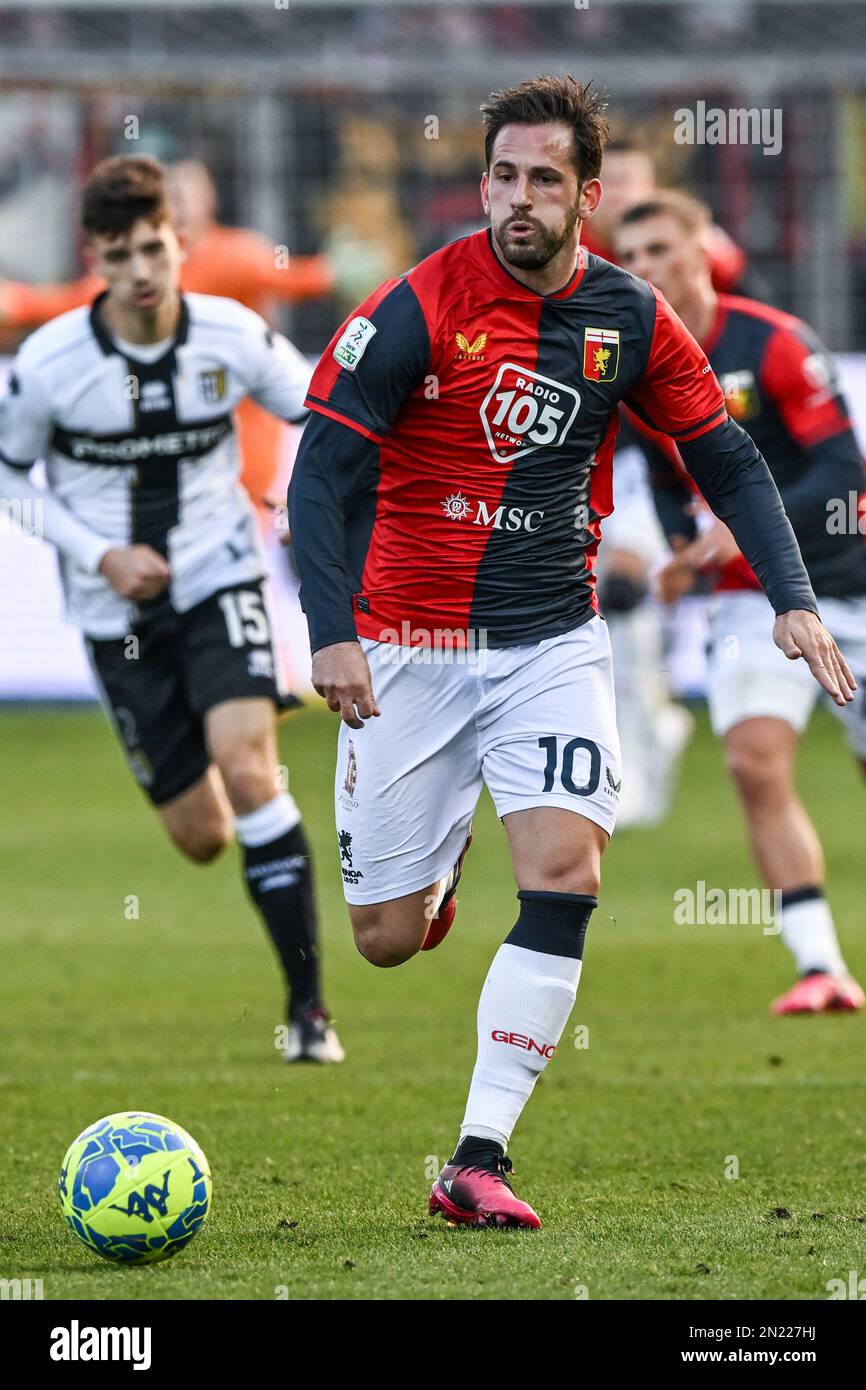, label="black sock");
[241,822,322,1020]
[450,1135,505,1170]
